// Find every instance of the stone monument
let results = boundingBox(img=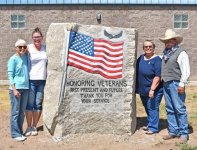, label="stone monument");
[43,23,137,138]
